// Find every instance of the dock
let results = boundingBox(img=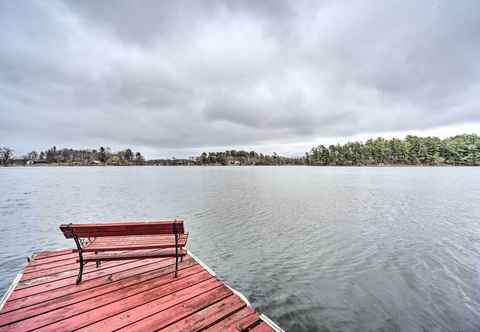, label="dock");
[0,247,282,331]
